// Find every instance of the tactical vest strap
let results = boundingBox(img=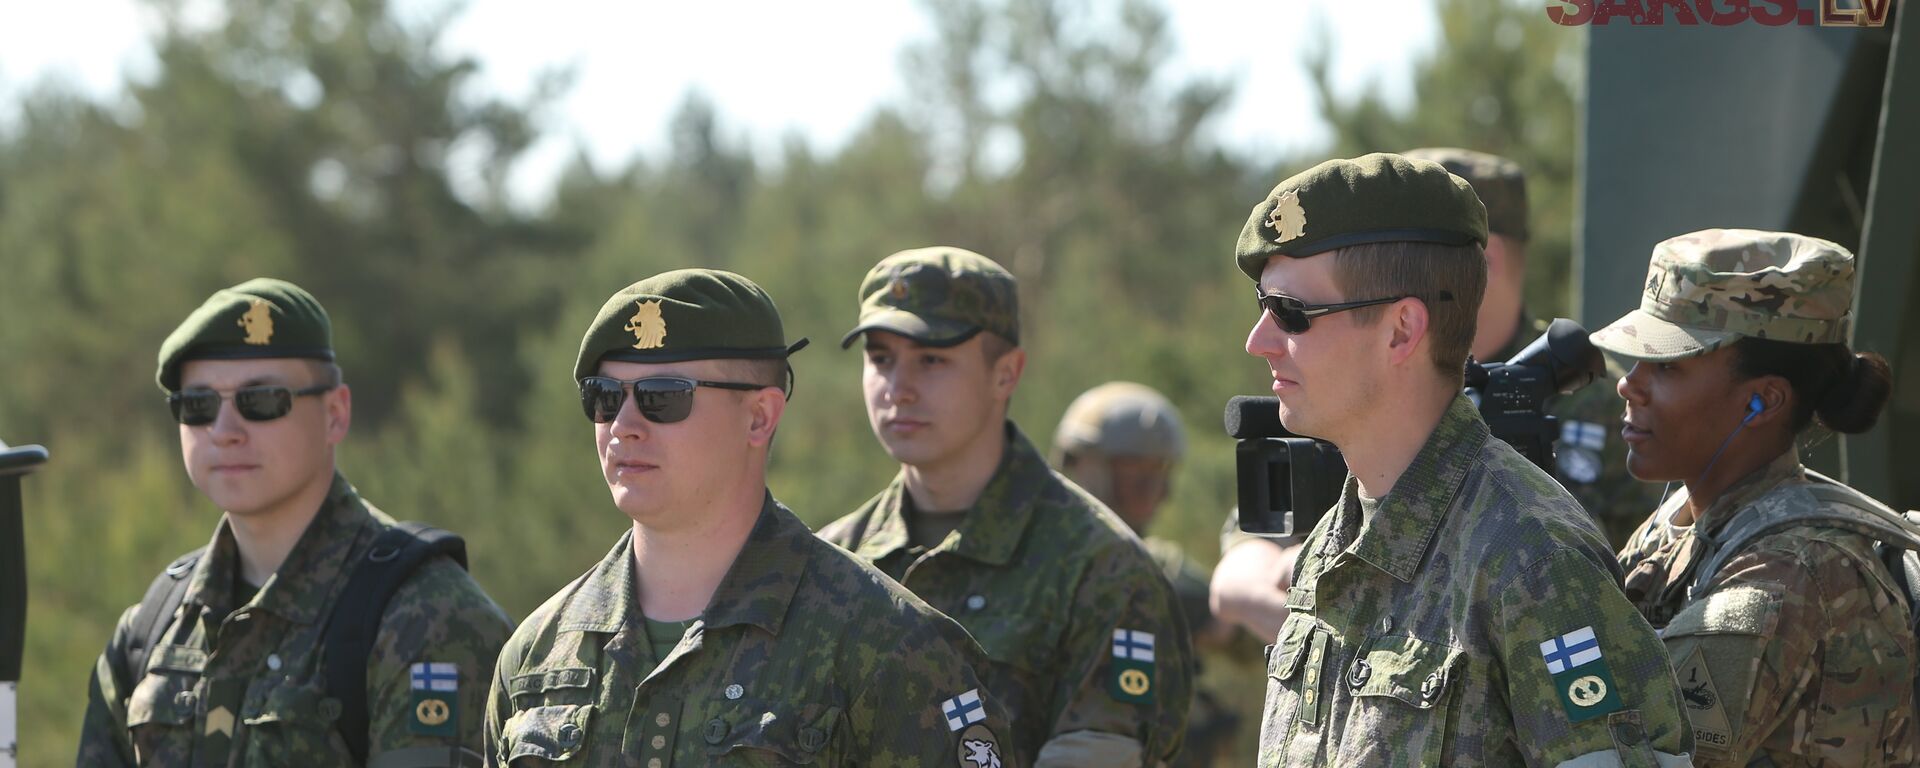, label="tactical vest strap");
[116,548,203,692]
